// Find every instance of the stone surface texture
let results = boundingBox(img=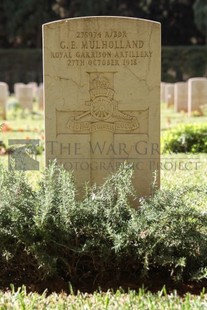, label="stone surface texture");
[43,16,161,199]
